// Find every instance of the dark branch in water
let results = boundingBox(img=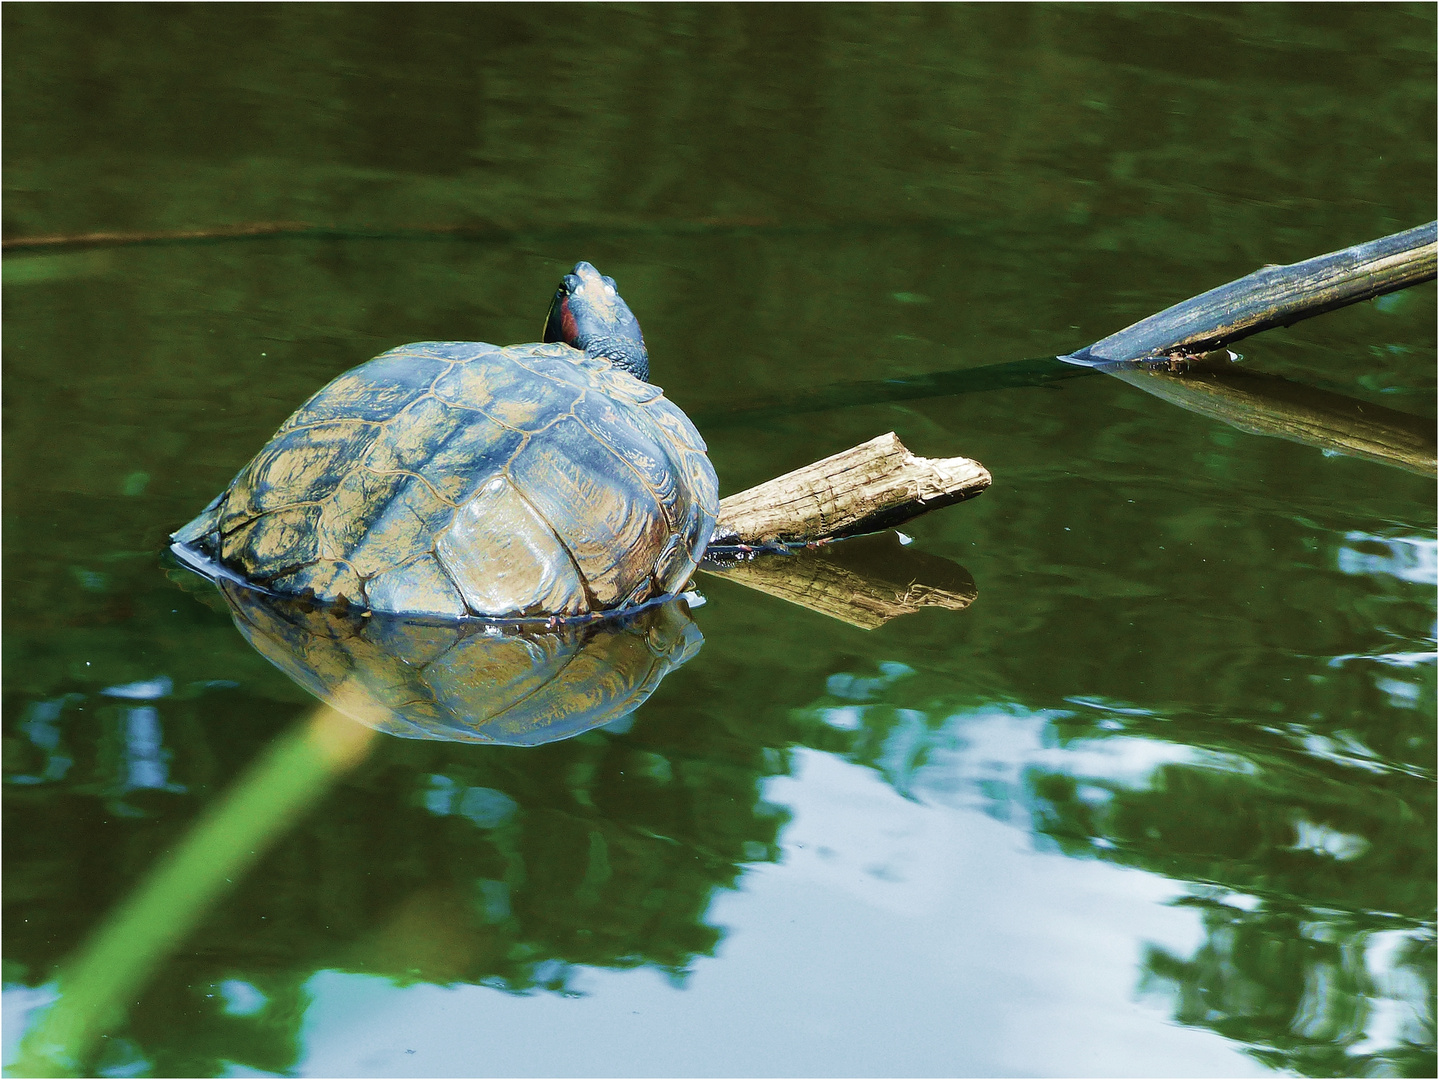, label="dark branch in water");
[701,223,1437,429]
[1062,222,1437,367]
[701,225,1437,475]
